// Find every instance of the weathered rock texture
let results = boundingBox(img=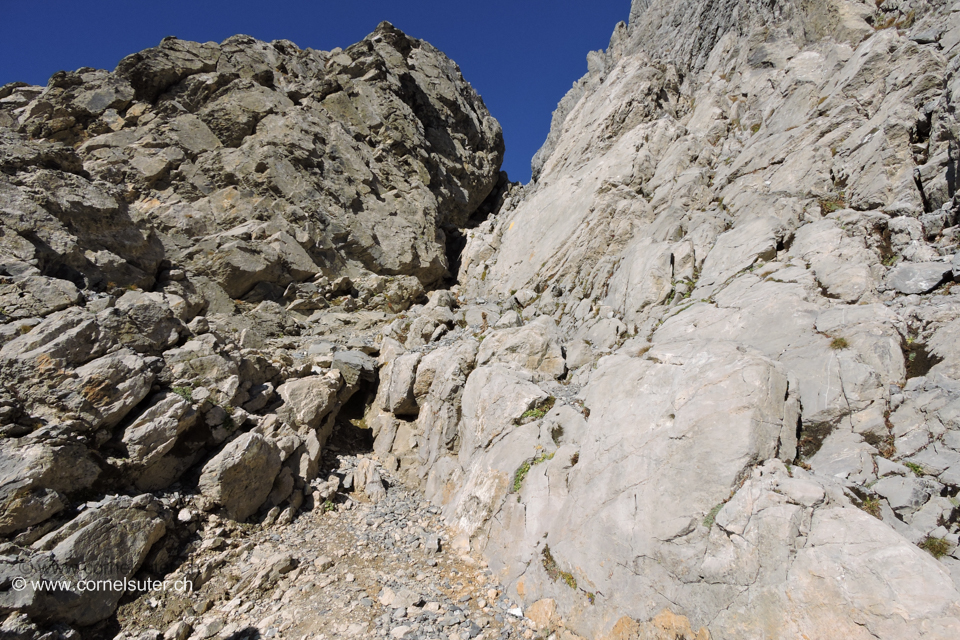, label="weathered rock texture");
[2,23,502,294]
[7,1,960,639]
[369,1,960,639]
[0,22,502,631]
